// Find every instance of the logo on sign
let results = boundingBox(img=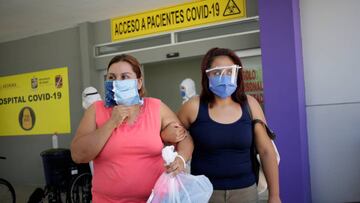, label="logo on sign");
[55,75,63,88]
[19,106,36,131]
[31,77,38,89]
[223,0,241,16]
